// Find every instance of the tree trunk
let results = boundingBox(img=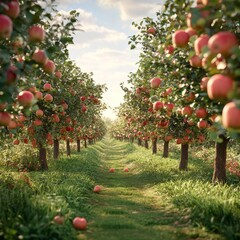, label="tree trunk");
[212,135,229,184]
[152,137,157,154]
[179,143,189,170]
[144,140,149,149]
[131,137,134,143]
[53,139,59,160]
[84,139,87,148]
[66,139,71,156]
[138,138,142,146]
[39,144,48,170]
[77,139,81,152]
[163,140,169,158]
